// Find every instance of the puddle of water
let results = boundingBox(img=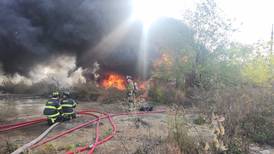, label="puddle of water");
[0,98,46,121]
